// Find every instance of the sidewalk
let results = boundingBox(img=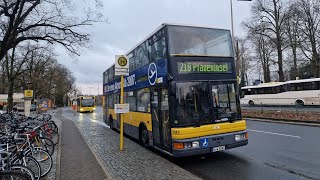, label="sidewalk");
[57,108,201,180]
[56,110,108,180]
